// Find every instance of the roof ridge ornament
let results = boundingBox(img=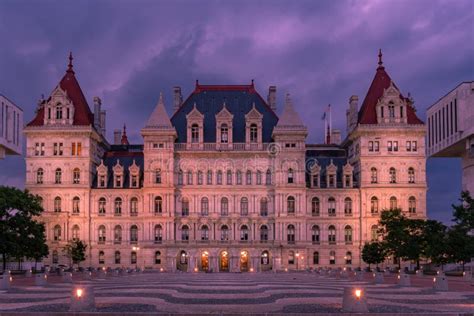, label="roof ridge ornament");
[378,49,383,69]
[67,52,74,73]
